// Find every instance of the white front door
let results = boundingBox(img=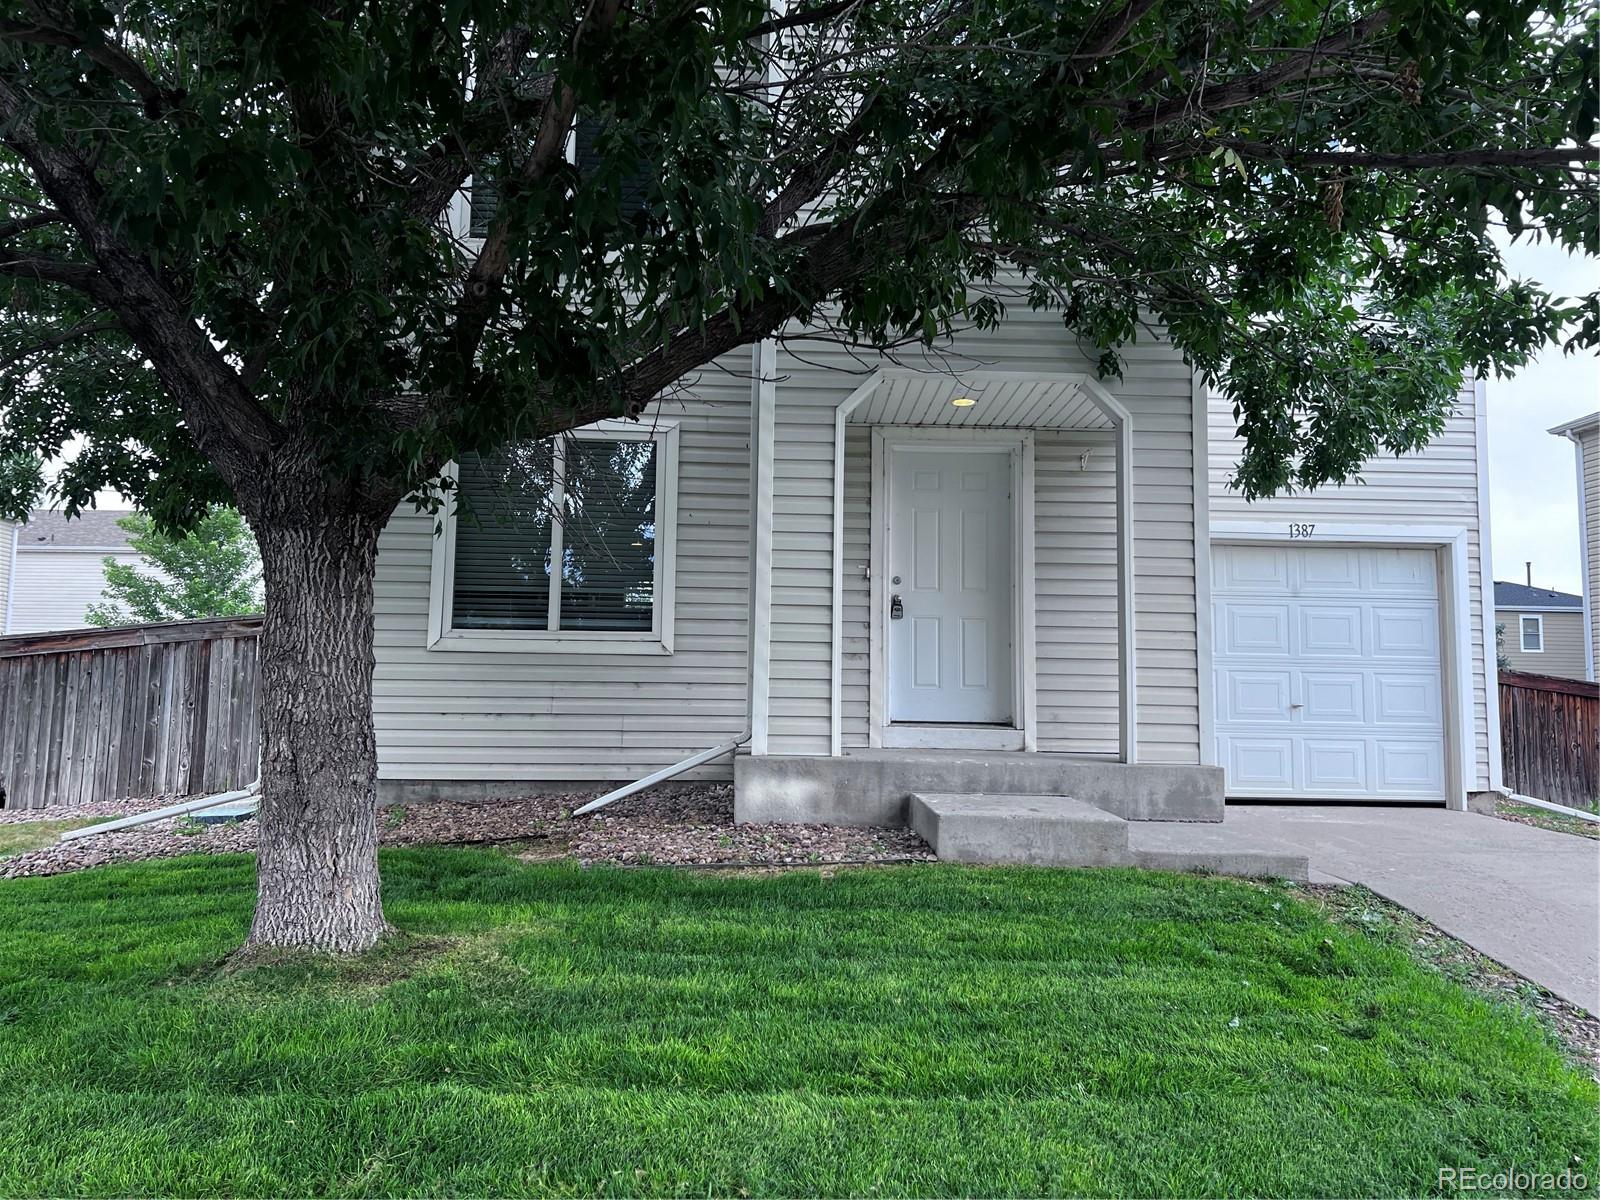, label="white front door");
[887,447,1013,724]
